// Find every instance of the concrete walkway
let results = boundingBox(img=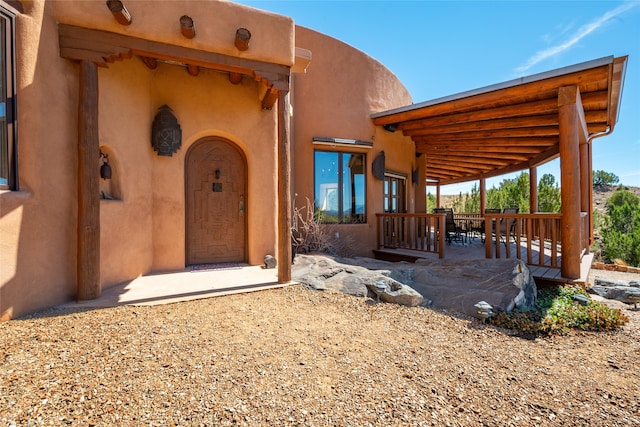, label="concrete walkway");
[59,265,288,308]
